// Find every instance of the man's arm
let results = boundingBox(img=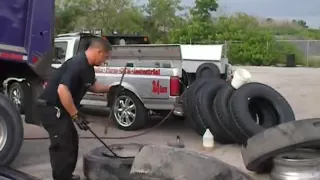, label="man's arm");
[57,68,79,117]
[57,85,78,116]
[89,81,110,93]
